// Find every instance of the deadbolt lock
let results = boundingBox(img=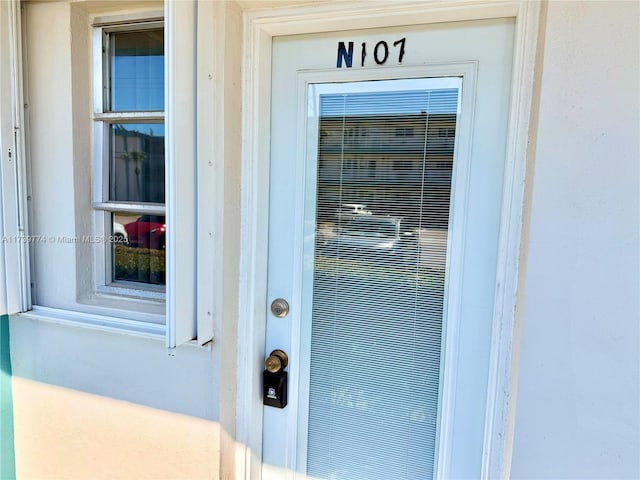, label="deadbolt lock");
[270,298,290,318]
